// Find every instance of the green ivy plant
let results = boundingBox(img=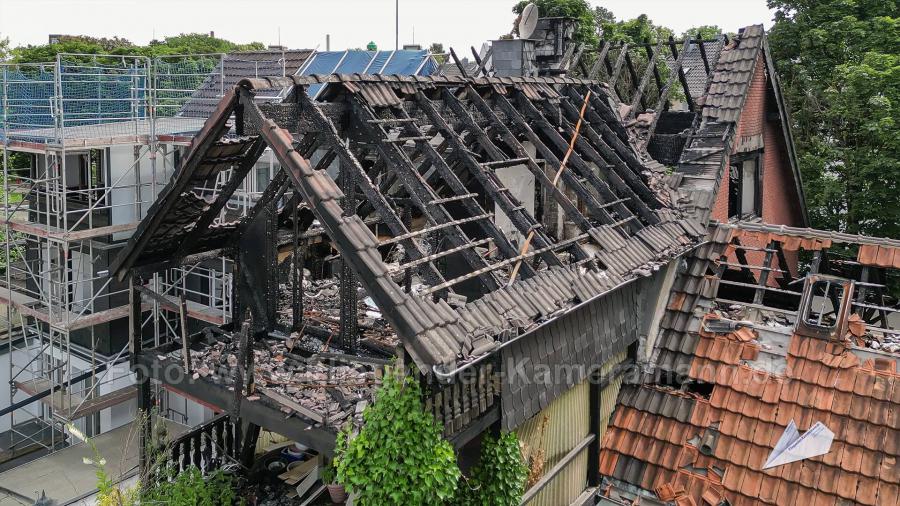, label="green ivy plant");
[457,432,528,506]
[335,366,460,505]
